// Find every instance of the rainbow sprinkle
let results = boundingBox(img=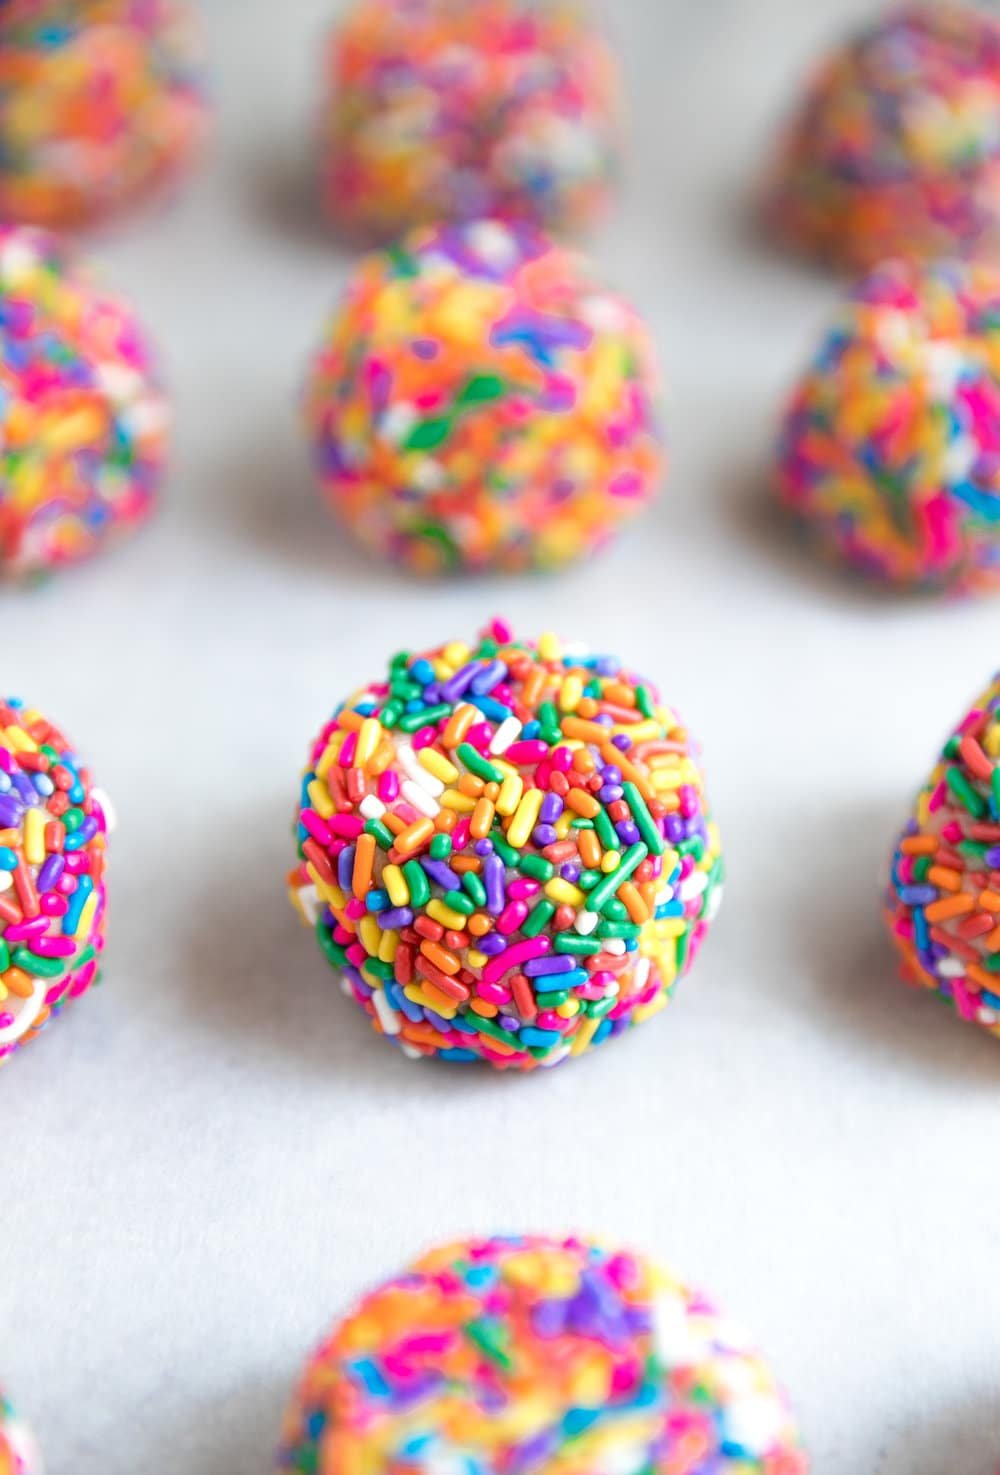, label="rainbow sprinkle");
[764,3,1000,270]
[0,0,209,230]
[305,219,663,575]
[776,257,1000,592]
[288,622,722,1070]
[0,1389,41,1475]
[0,224,167,577]
[0,697,110,1066]
[886,671,1000,1040]
[276,1235,808,1475]
[319,0,620,243]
